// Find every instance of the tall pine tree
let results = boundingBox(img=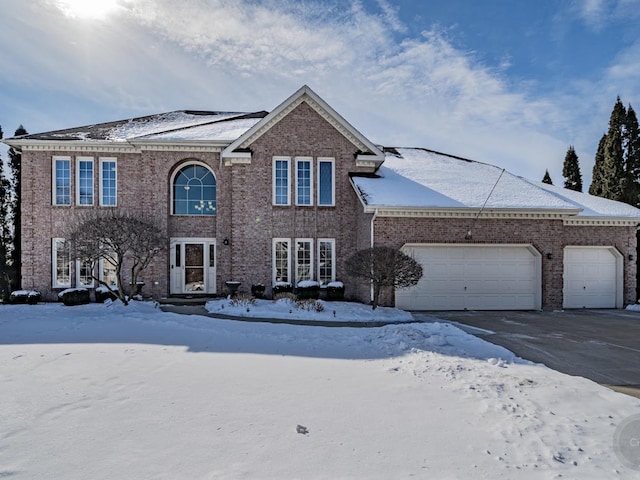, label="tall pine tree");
[562,145,582,192]
[622,105,640,206]
[589,97,626,201]
[541,169,553,184]
[8,125,27,290]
